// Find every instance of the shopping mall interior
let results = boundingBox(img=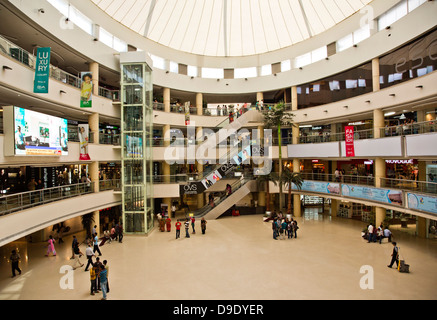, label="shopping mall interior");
[0,0,436,301]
